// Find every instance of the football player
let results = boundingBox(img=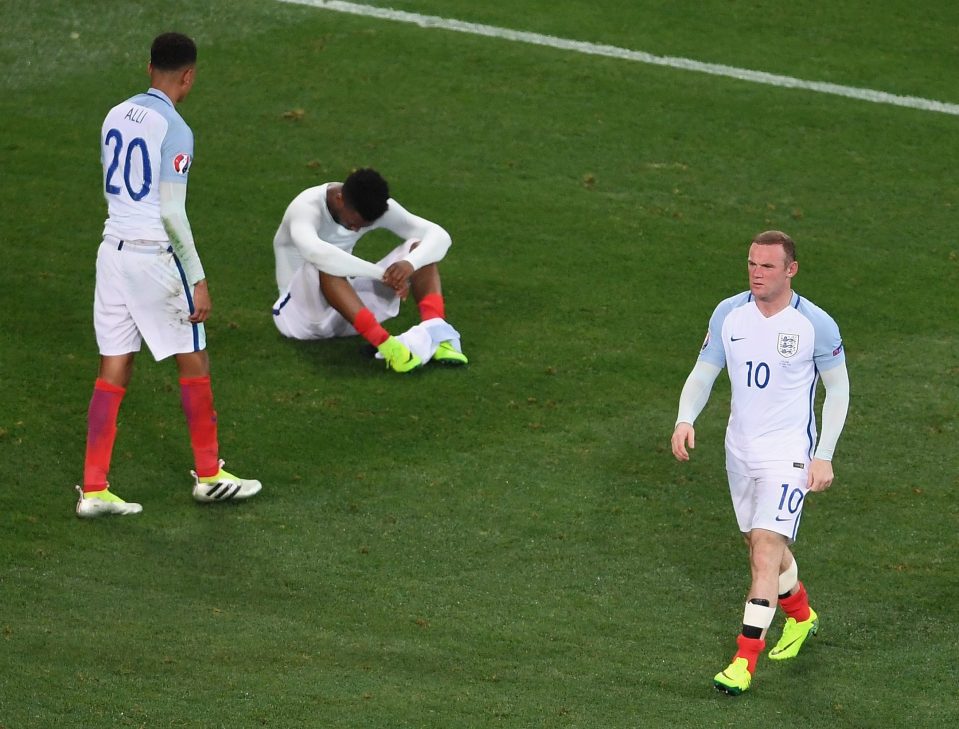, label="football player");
[77,32,261,517]
[671,230,850,694]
